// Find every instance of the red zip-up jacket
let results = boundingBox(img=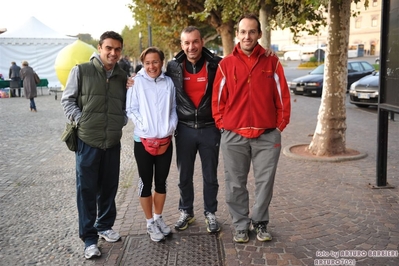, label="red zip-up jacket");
[212,43,291,138]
